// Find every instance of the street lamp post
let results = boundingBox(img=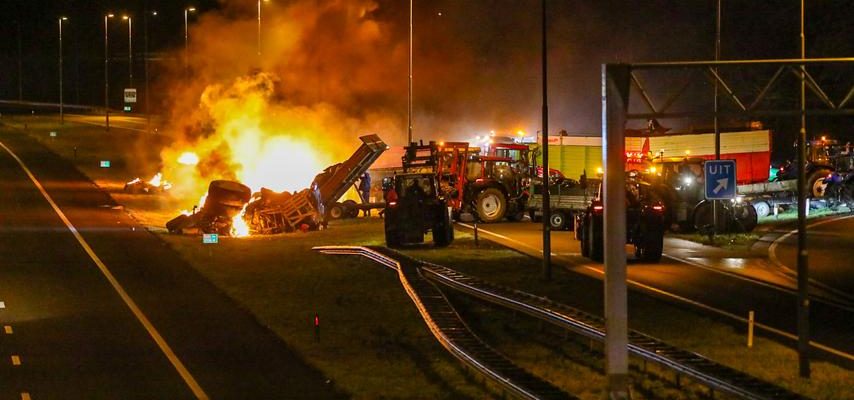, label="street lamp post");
[105,13,114,131]
[58,17,68,125]
[144,10,157,133]
[407,0,413,144]
[184,7,196,75]
[257,0,269,58]
[17,20,23,101]
[123,16,133,88]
